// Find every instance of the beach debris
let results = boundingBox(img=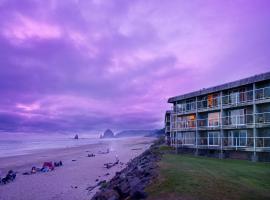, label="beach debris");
[98,148,110,154]
[1,170,17,185]
[131,148,142,151]
[72,159,77,162]
[87,153,95,157]
[104,160,119,169]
